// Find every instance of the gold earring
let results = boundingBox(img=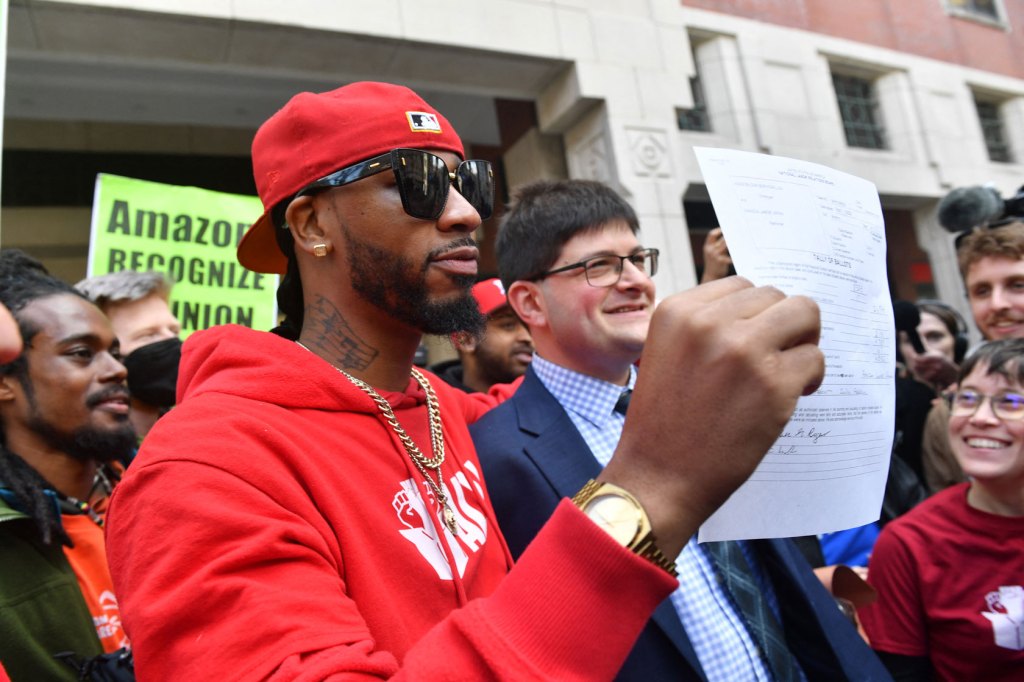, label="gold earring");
[313,243,329,258]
